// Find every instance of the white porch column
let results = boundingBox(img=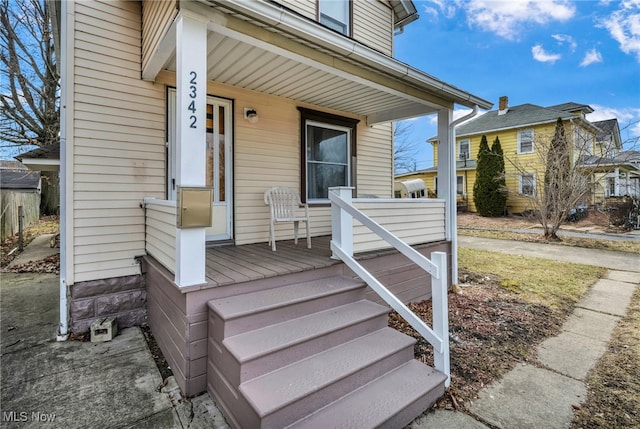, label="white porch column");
[175,11,208,287]
[614,167,620,196]
[436,109,457,285]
